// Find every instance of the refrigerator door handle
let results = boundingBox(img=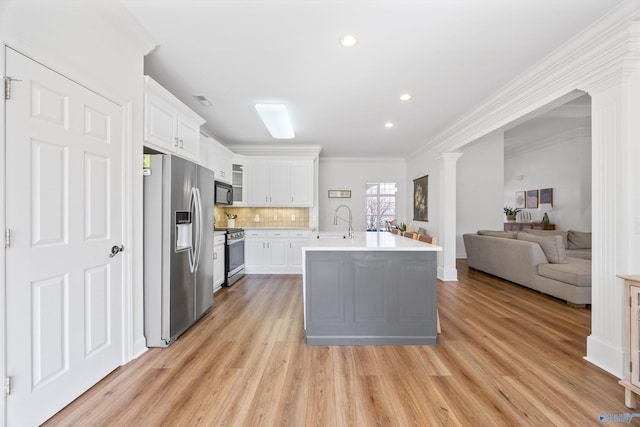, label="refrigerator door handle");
[193,187,204,272]
[188,187,197,273]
